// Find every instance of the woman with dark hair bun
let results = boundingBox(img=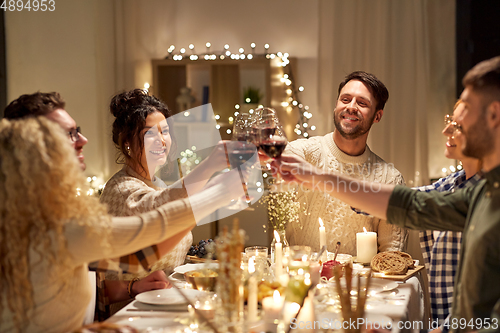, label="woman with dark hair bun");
[98,89,229,317]
[108,89,177,180]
